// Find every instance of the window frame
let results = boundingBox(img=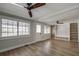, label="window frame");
[18,21,30,36]
[0,15,30,40]
[2,19,18,37]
